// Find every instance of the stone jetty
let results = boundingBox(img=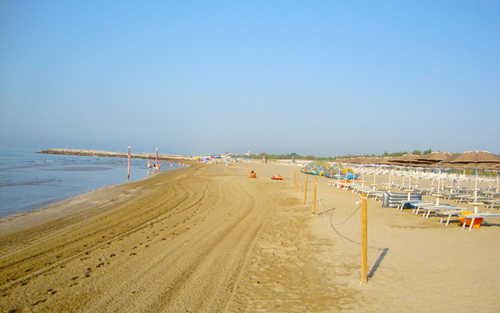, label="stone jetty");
[38,149,193,161]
